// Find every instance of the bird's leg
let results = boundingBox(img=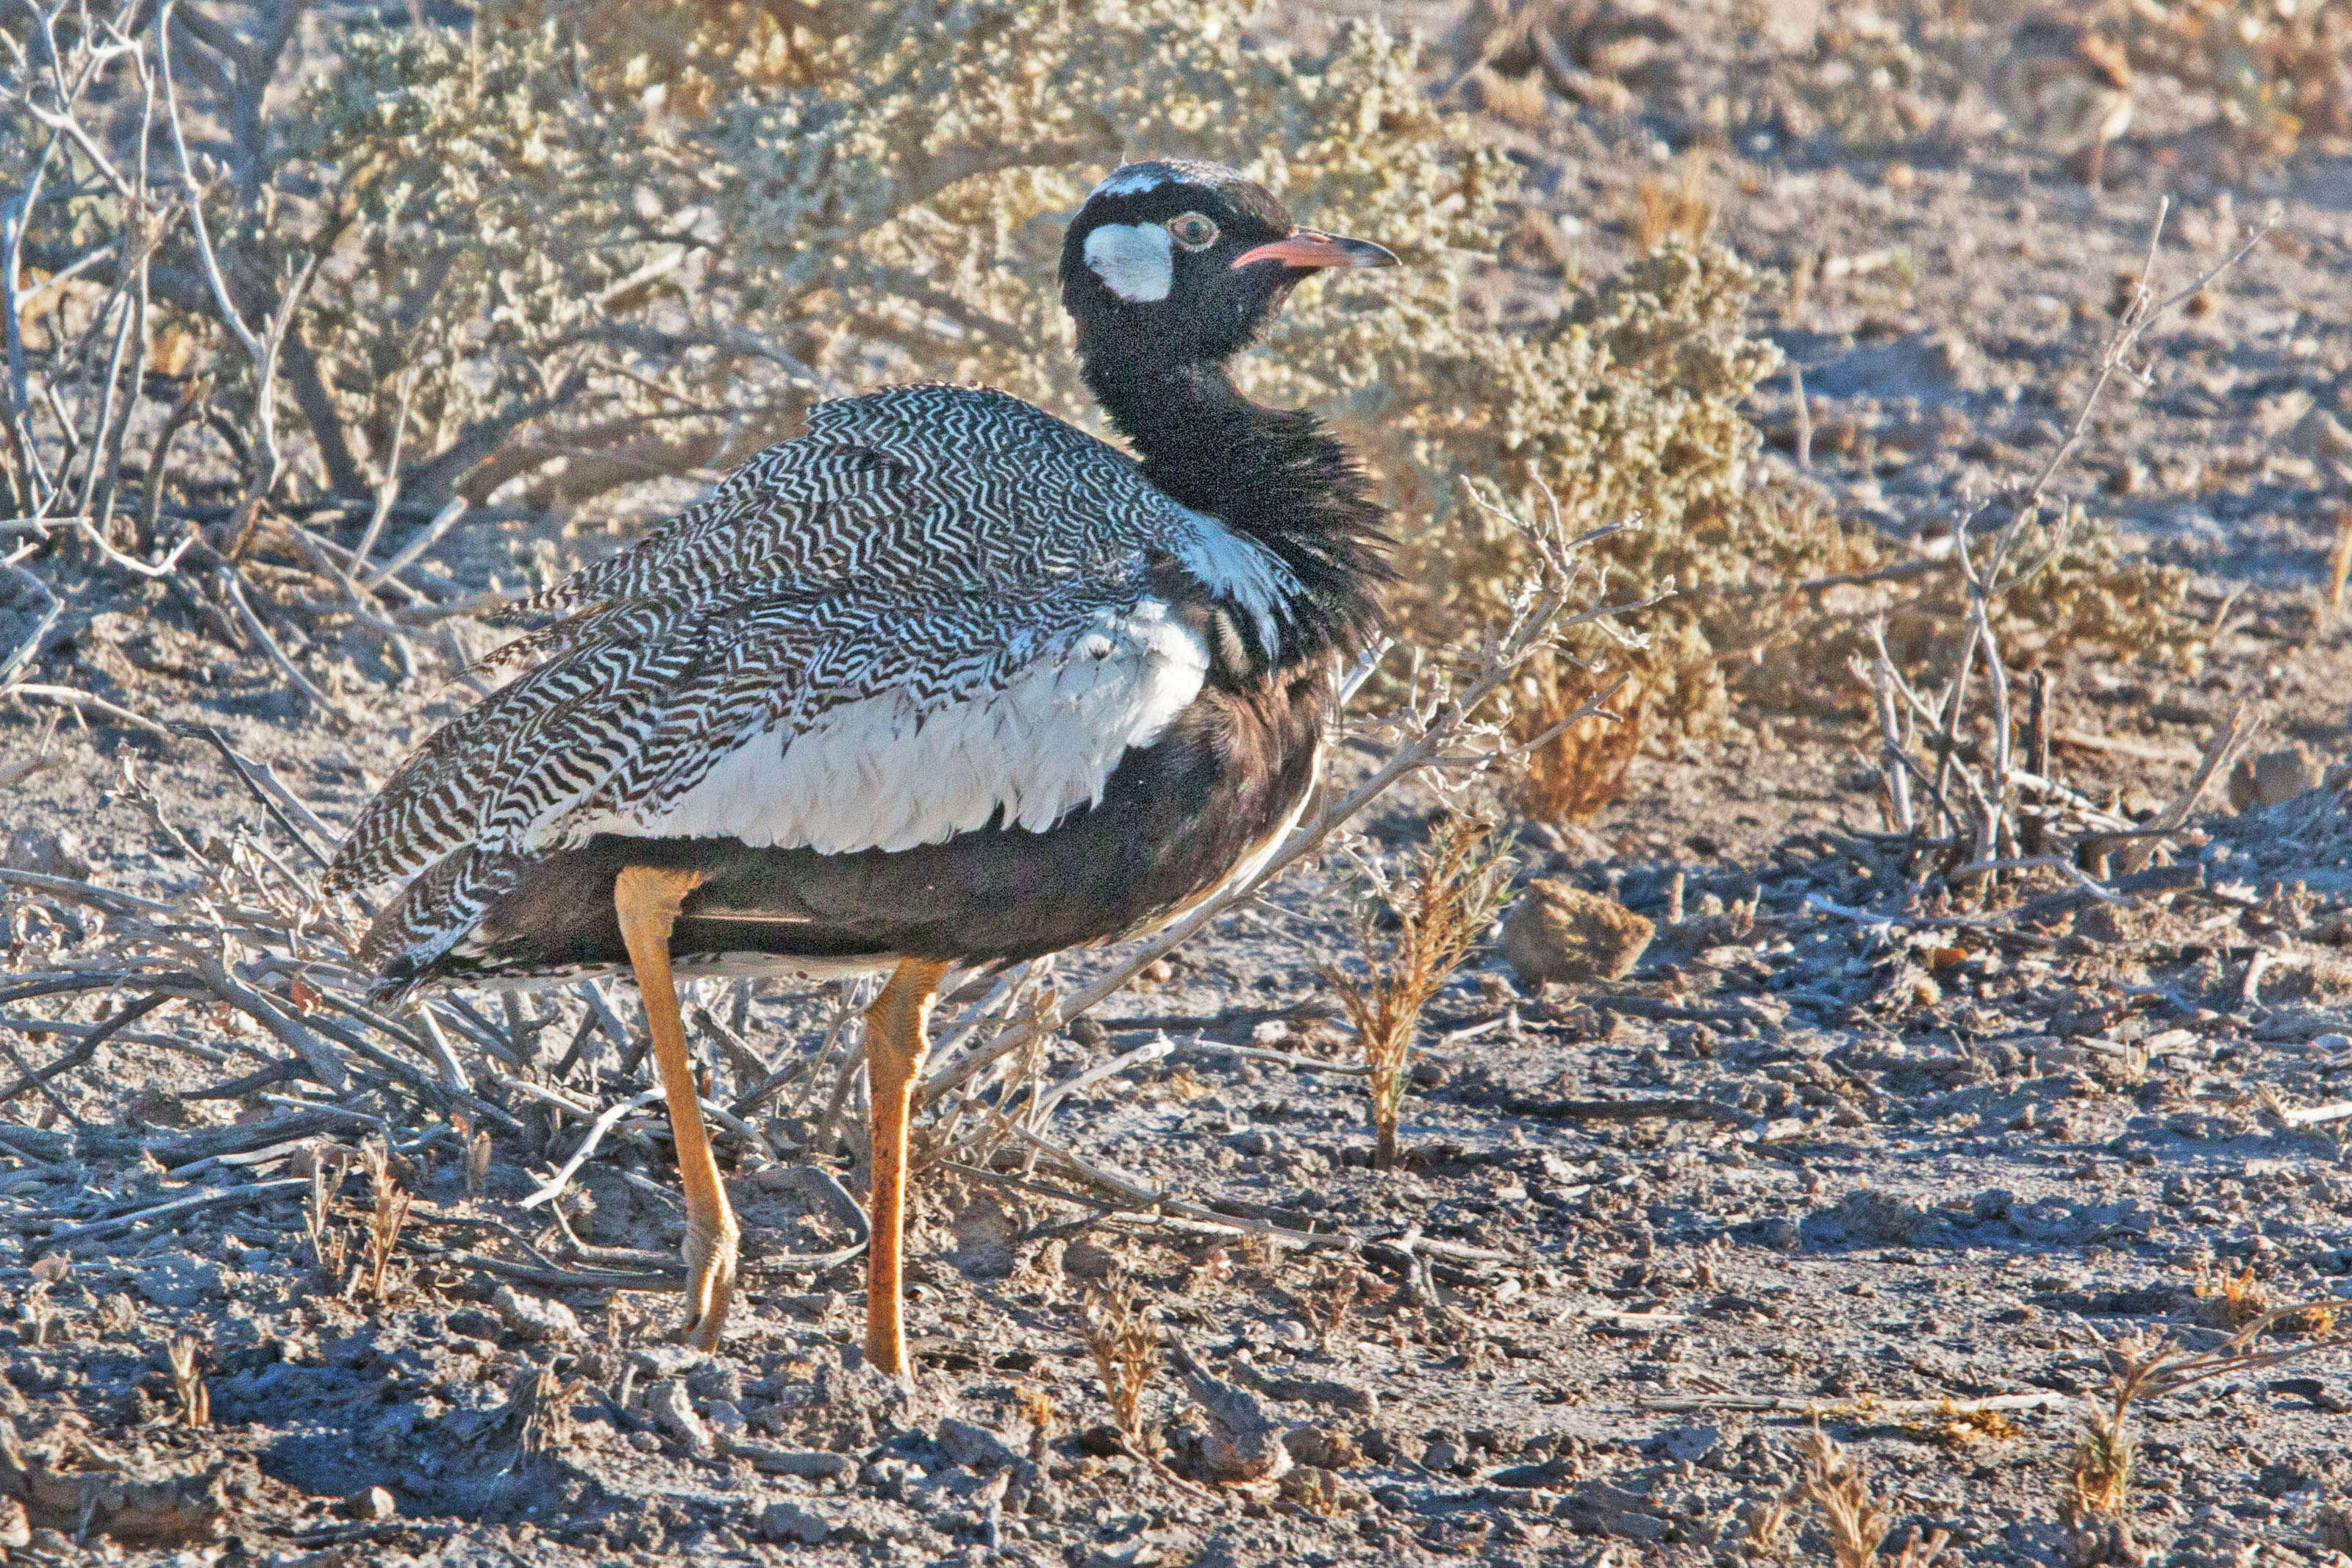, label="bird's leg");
[612,864,737,1350]
[861,957,950,1380]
